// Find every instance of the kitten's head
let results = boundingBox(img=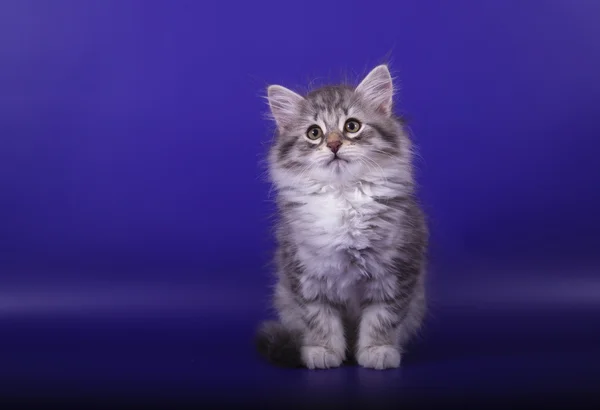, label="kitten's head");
[266,65,410,186]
